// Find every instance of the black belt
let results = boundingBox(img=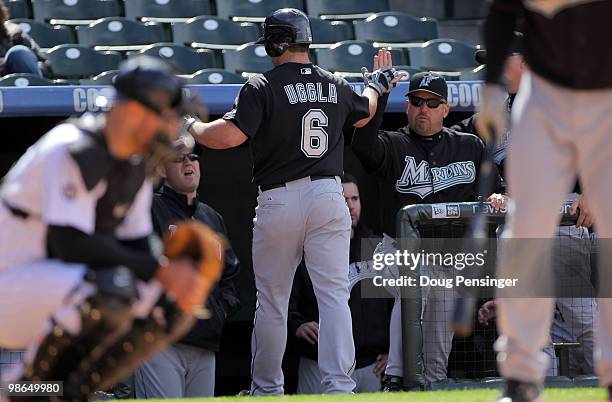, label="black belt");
[260,175,336,192]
